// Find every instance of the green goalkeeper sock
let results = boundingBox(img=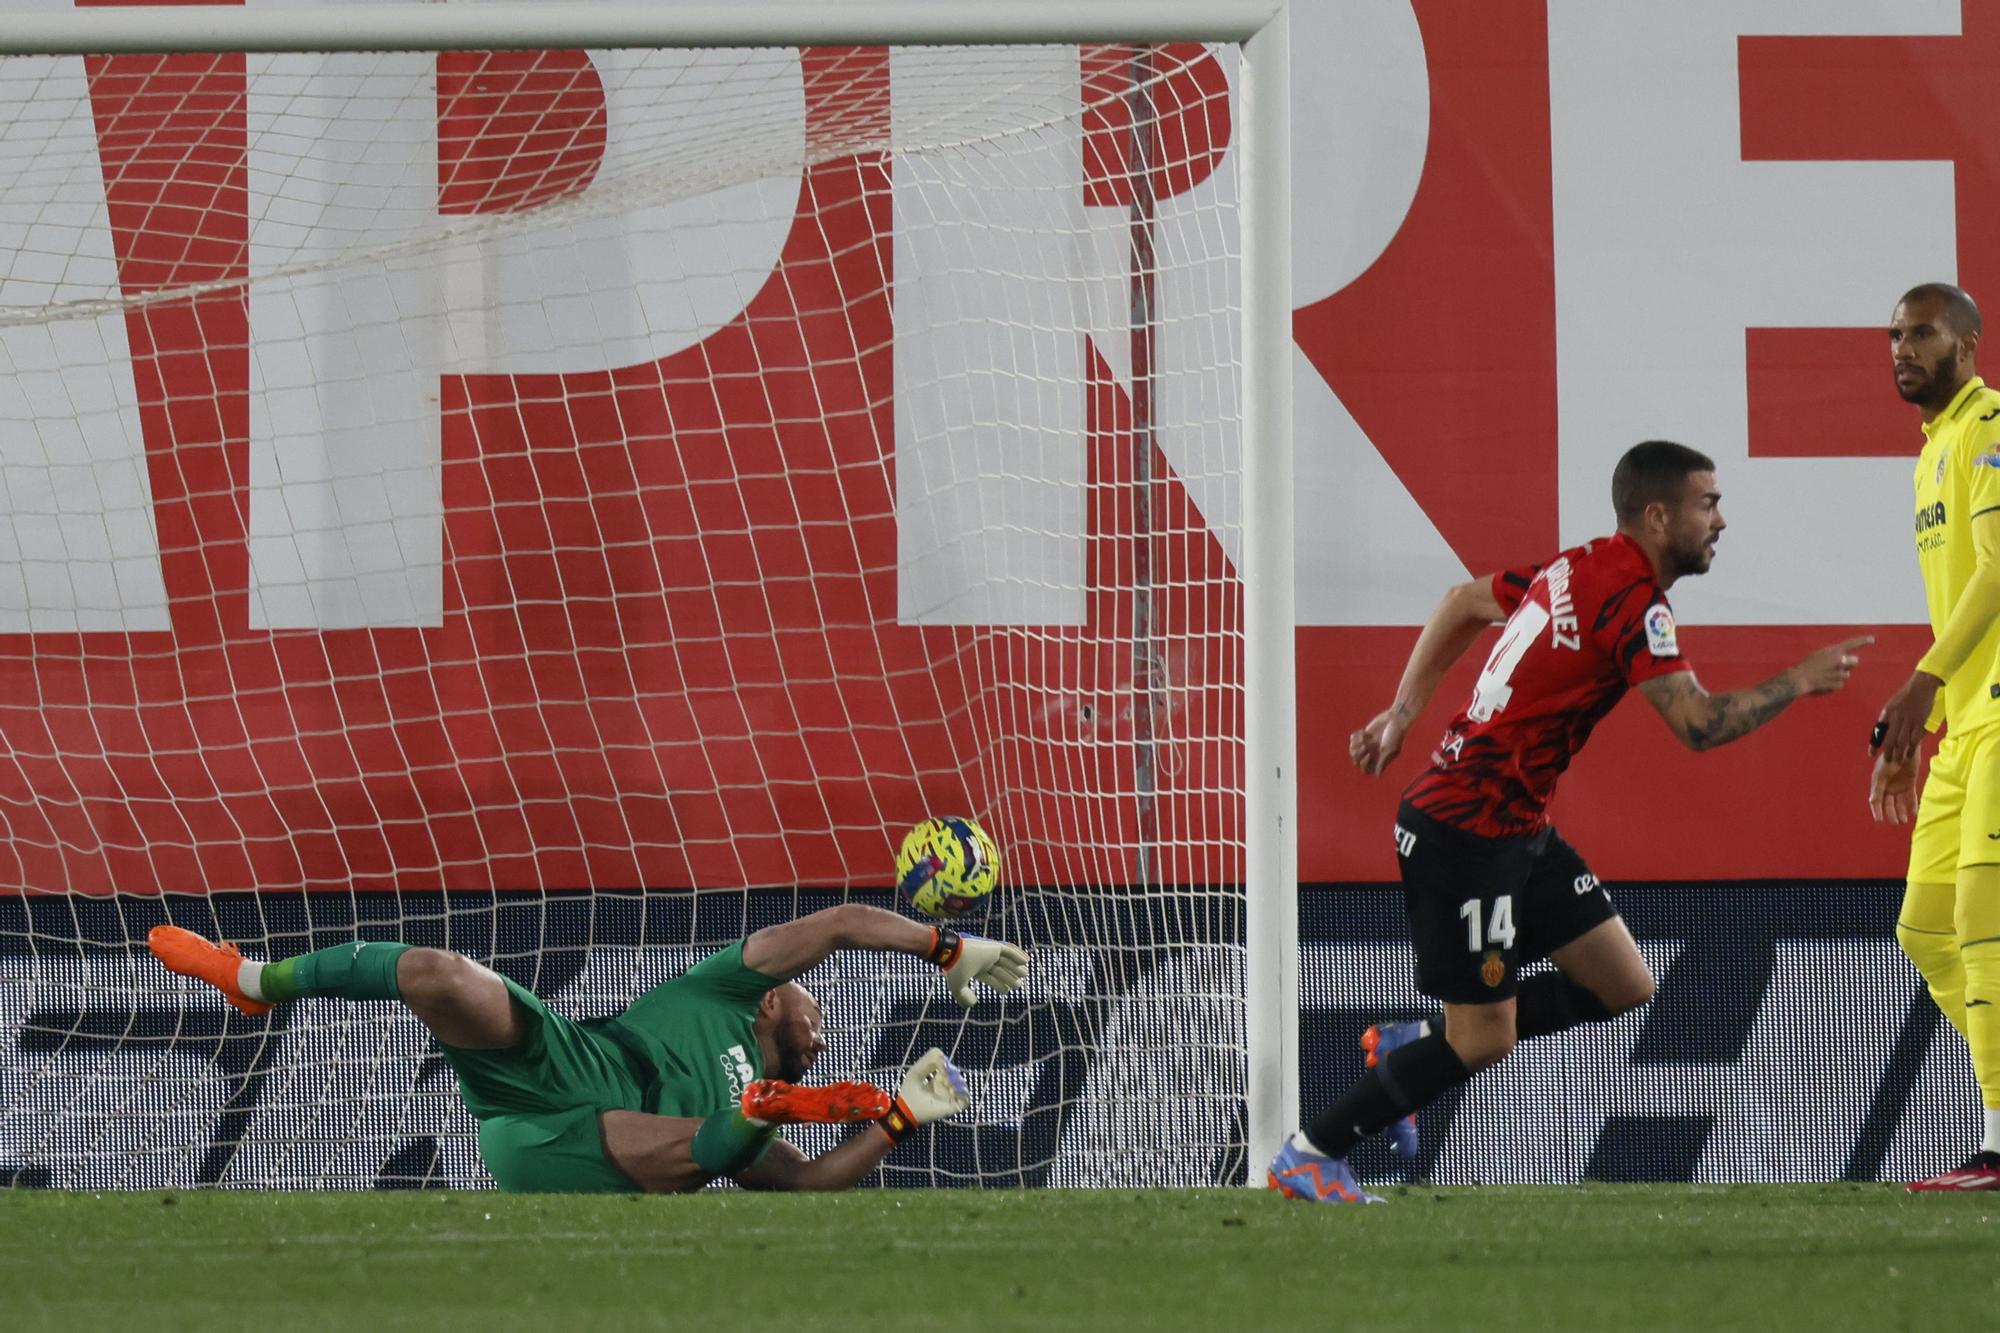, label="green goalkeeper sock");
[691,1108,775,1176]
[257,941,412,1003]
